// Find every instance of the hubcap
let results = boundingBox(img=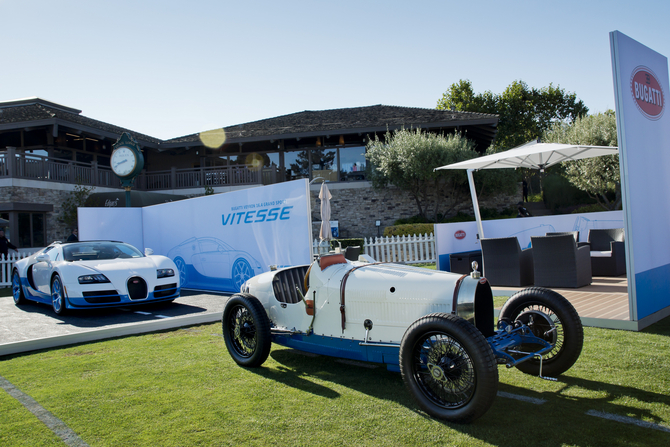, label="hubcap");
[413,333,476,409]
[230,306,256,357]
[52,279,62,312]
